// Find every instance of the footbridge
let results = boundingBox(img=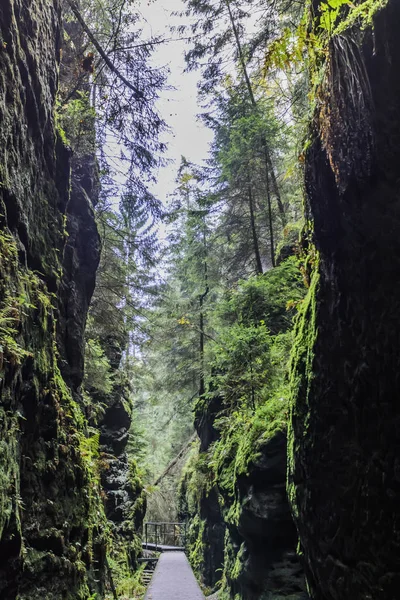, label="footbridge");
[143,552,204,600]
[142,521,187,552]
[142,522,205,600]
